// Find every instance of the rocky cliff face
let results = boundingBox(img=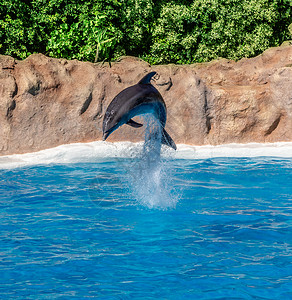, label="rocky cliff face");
[1,45,292,155]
